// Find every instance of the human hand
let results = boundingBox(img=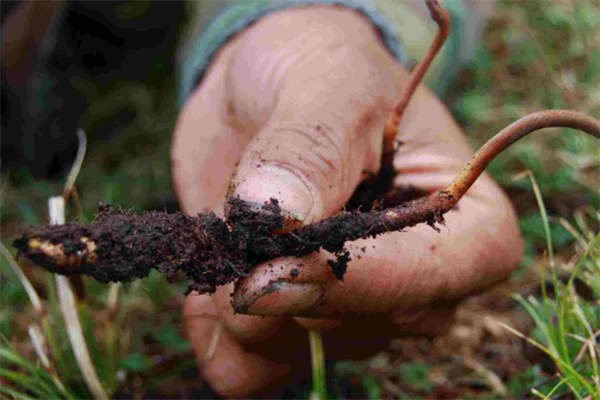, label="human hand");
[171,5,523,397]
